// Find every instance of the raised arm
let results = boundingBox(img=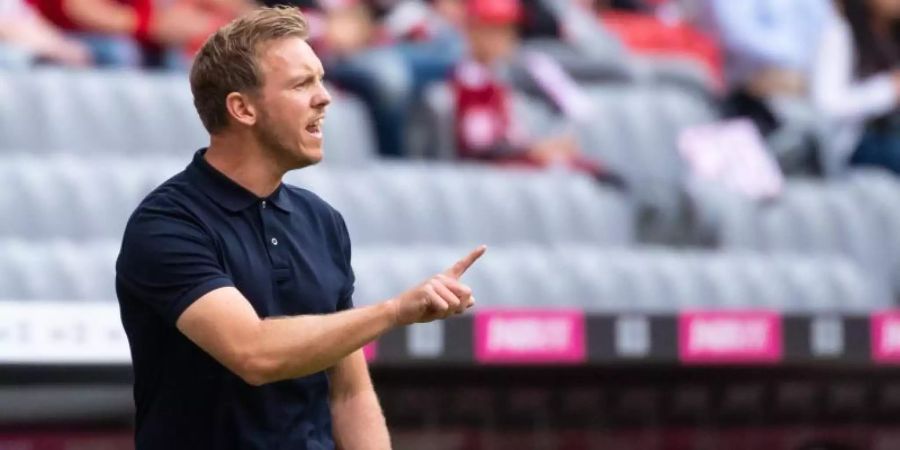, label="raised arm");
[174,245,487,386]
